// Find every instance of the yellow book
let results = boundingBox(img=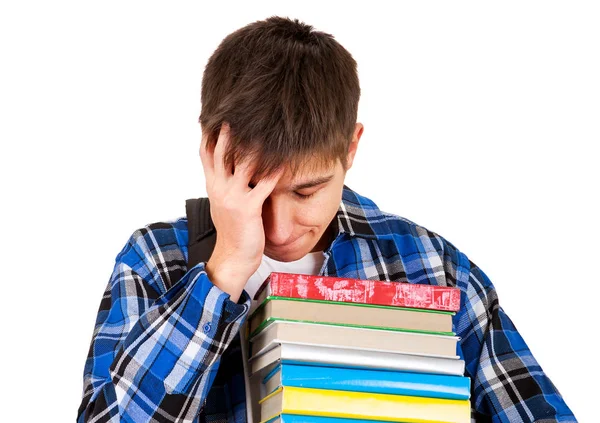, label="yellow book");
[259,386,470,423]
